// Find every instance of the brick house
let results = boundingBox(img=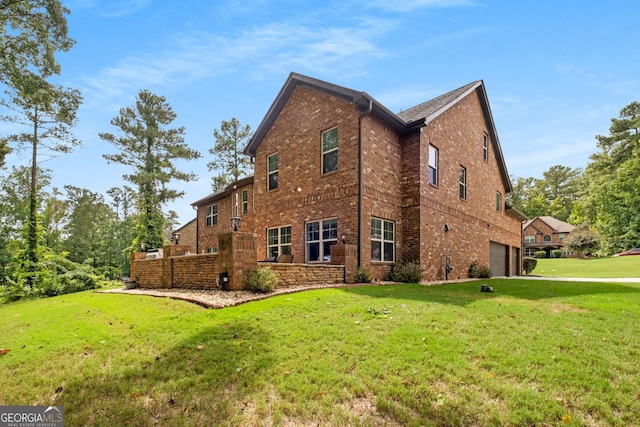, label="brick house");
[193,73,524,281]
[523,216,575,258]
